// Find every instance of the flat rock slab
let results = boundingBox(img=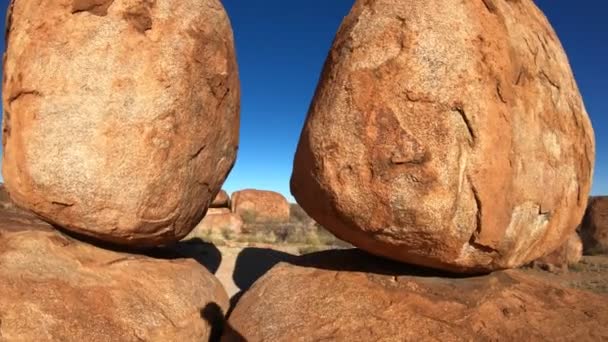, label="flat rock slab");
[225,249,608,341]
